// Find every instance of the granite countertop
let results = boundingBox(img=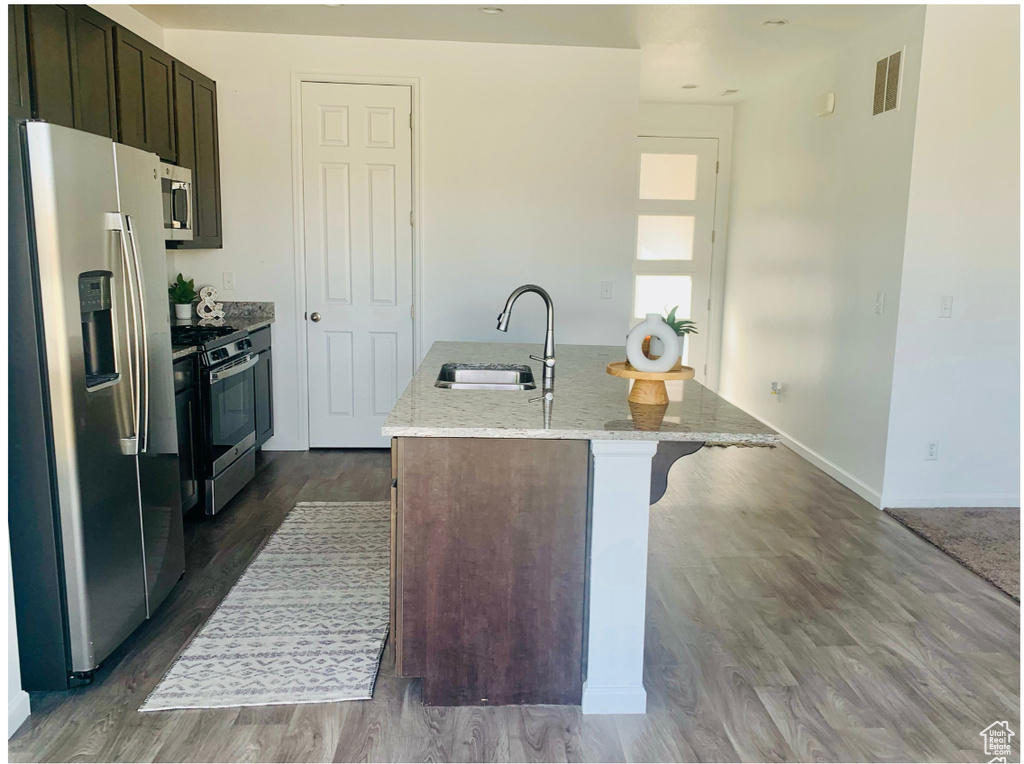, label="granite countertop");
[172,344,199,360]
[383,341,780,444]
[171,301,275,360]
